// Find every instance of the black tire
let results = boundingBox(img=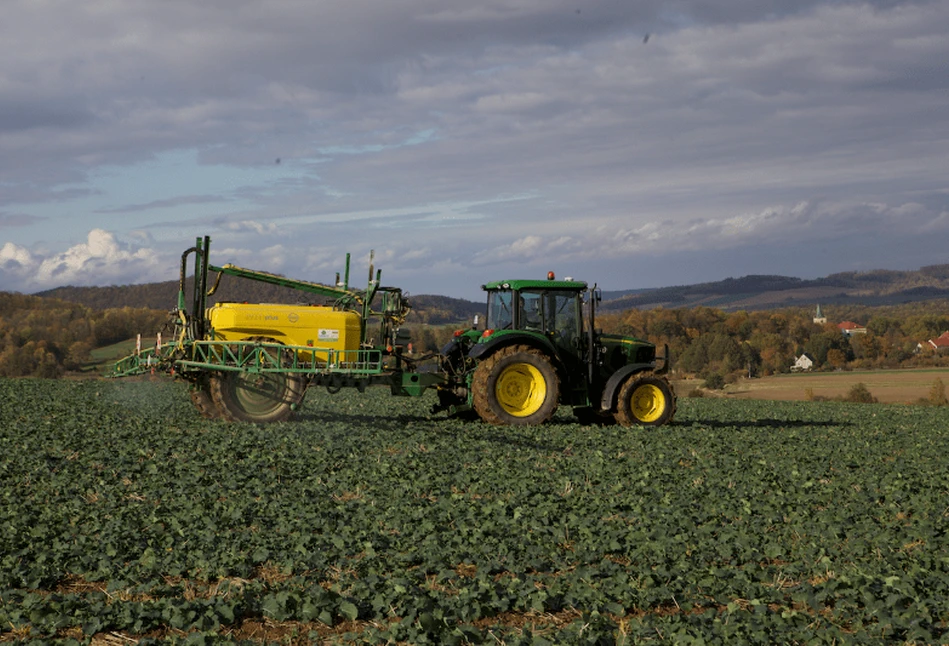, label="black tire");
[614,373,676,427]
[472,345,560,425]
[209,370,305,423]
[189,376,222,419]
[209,338,305,423]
